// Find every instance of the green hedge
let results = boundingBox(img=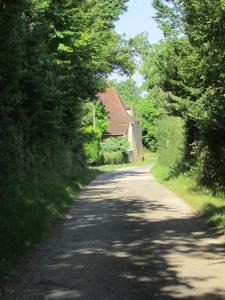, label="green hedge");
[83,126,101,165]
[102,151,128,165]
[158,116,186,175]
